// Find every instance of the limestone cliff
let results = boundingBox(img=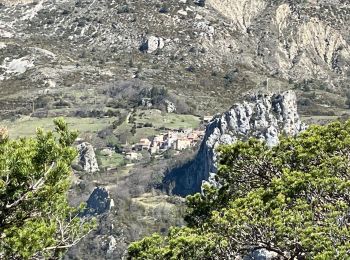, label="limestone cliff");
[165,91,305,196]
